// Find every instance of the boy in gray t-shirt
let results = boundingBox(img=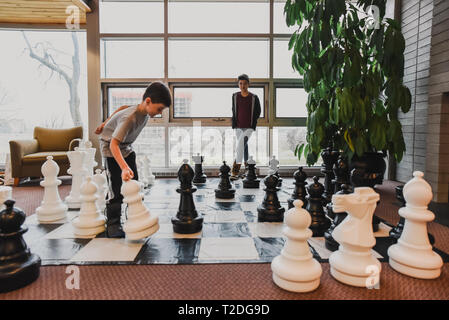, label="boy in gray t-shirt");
[97,82,172,238]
